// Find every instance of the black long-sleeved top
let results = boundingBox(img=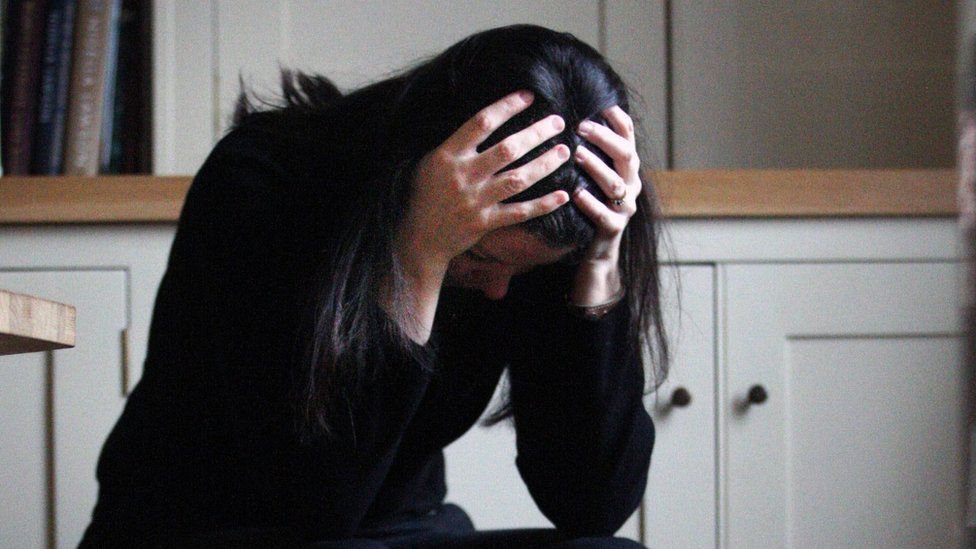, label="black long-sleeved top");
[80,112,655,546]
